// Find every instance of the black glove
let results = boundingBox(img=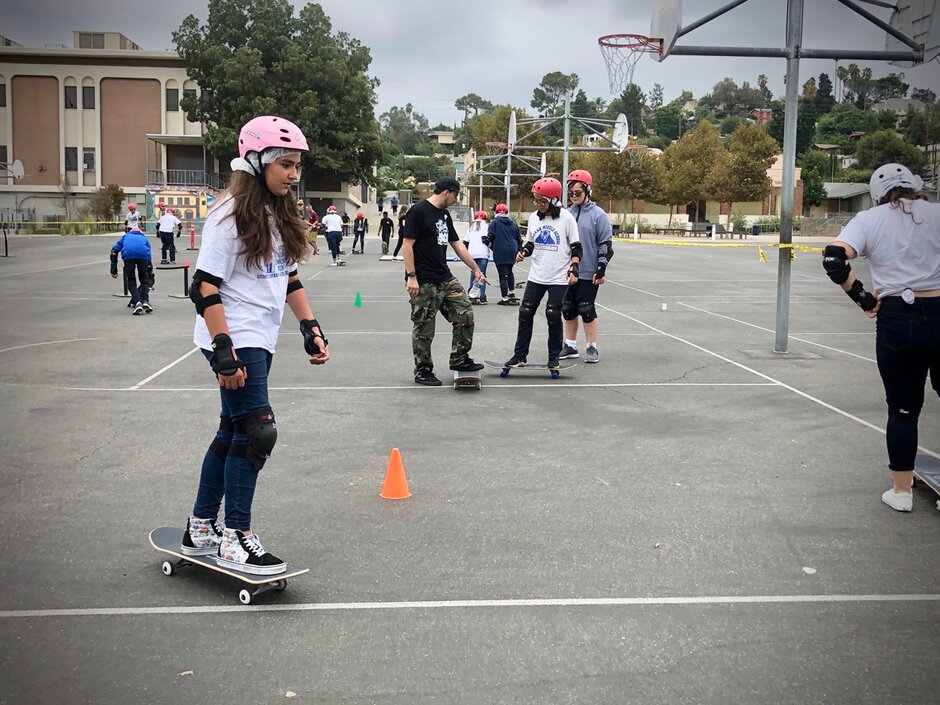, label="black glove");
[595,263,606,280]
[300,319,328,355]
[567,261,580,279]
[210,334,246,376]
